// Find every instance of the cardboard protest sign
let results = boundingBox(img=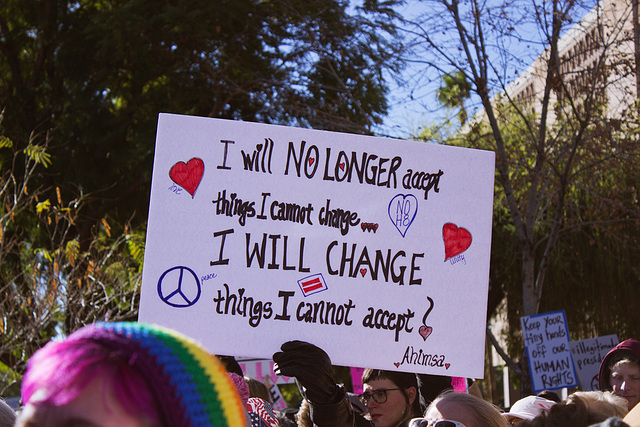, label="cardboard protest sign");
[265,377,287,411]
[138,113,495,378]
[451,377,468,393]
[570,335,618,391]
[351,367,366,395]
[521,310,578,392]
